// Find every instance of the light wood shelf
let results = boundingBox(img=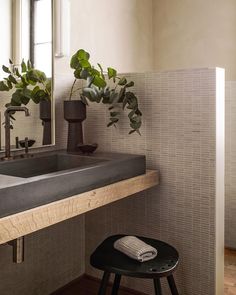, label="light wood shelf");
[0,170,159,244]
